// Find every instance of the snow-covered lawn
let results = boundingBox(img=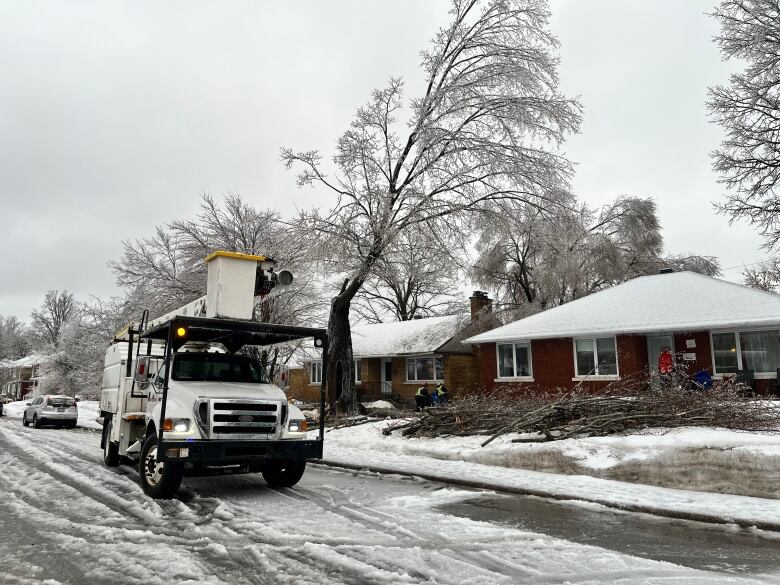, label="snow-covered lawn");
[324,419,780,471]
[317,419,780,530]
[324,418,780,498]
[2,399,102,430]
